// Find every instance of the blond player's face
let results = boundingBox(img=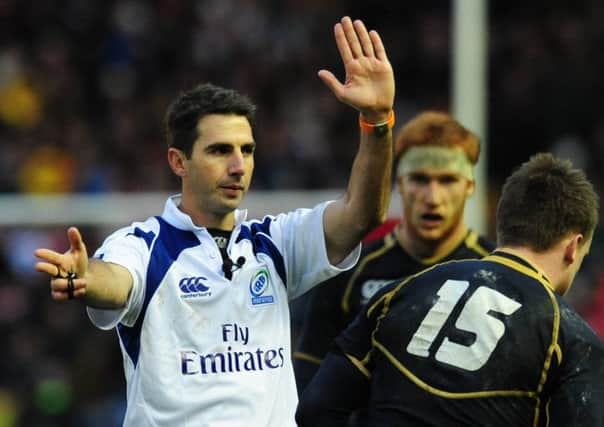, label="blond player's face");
[183,114,255,216]
[398,168,474,242]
